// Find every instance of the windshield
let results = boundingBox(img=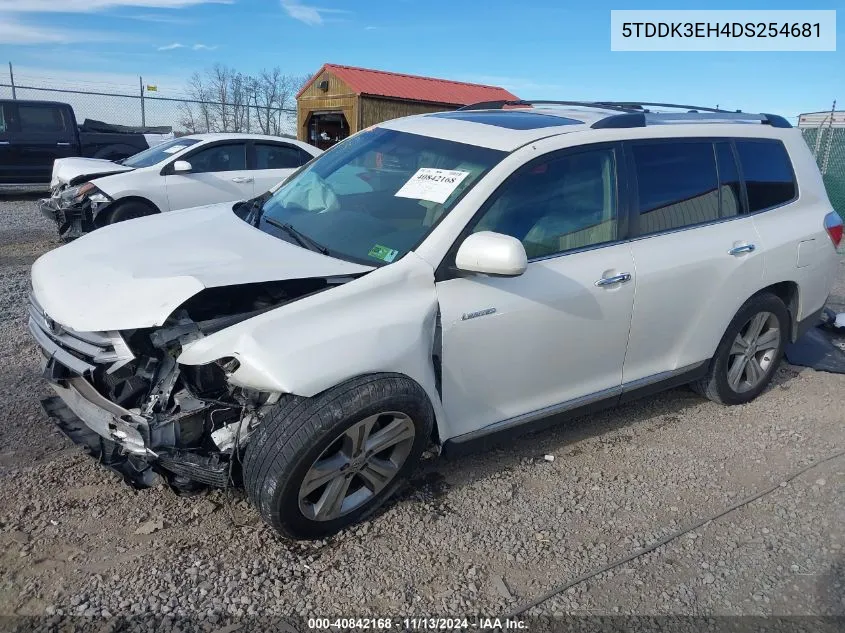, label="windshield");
[121,137,200,168]
[256,128,506,265]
